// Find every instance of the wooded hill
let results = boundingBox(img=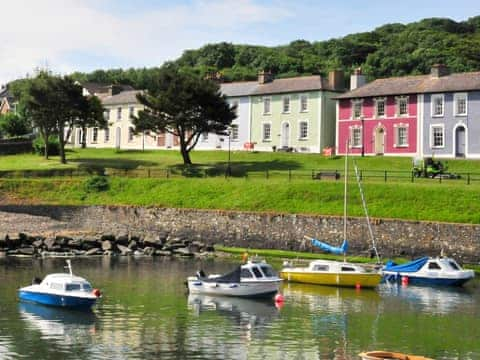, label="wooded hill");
[70,16,480,89]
